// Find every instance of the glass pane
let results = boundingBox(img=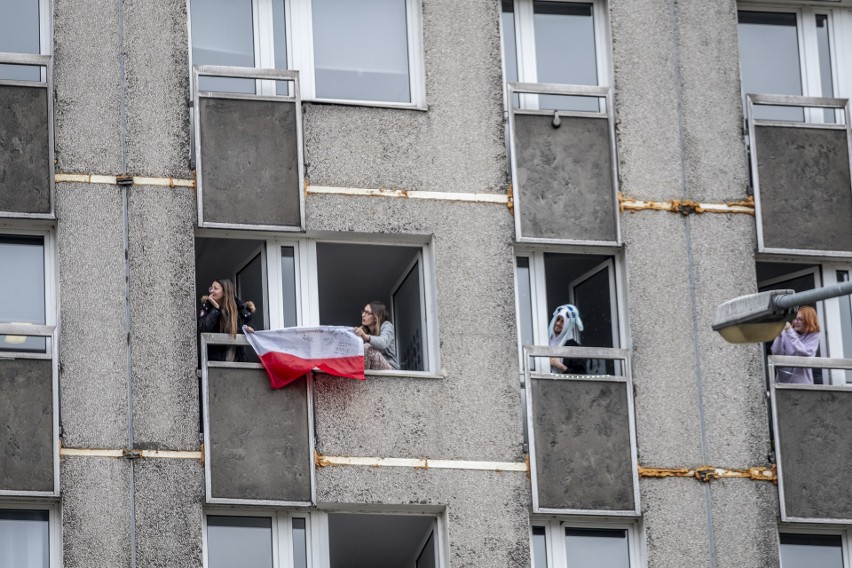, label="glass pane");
[312,0,411,103]
[292,518,307,568]
[190,0,256,93]
[0,0,41,81]
[779,534,843,568]
[281,247,298,327]
[838,271,852,384]
[0,236,46,353]
[516,257,534,351]
[532,526,548,568]
[273,0,290,95]
[533,2,598,112]
[502,1,521,109]
[0,510,49,568]
[564,528,629,568]
[416,531,436,568]
[816,15,836,123]
[207,516,273,568]
[737,11,804,122]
